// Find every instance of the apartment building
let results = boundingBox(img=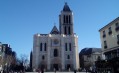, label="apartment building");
[0,42,16,71]
[99,17,119,72]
